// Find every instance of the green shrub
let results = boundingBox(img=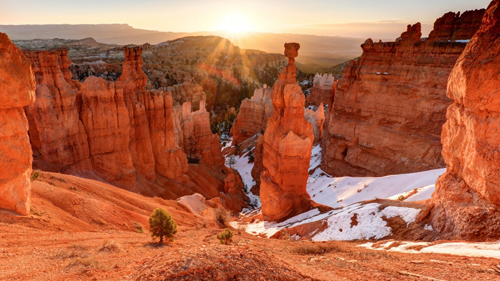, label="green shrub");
[292,244,346,255]
[217,228,234,245]
[133,222,144,233]
[98,239,123,253]
[148,208,178,244]
[30,170,40,181]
